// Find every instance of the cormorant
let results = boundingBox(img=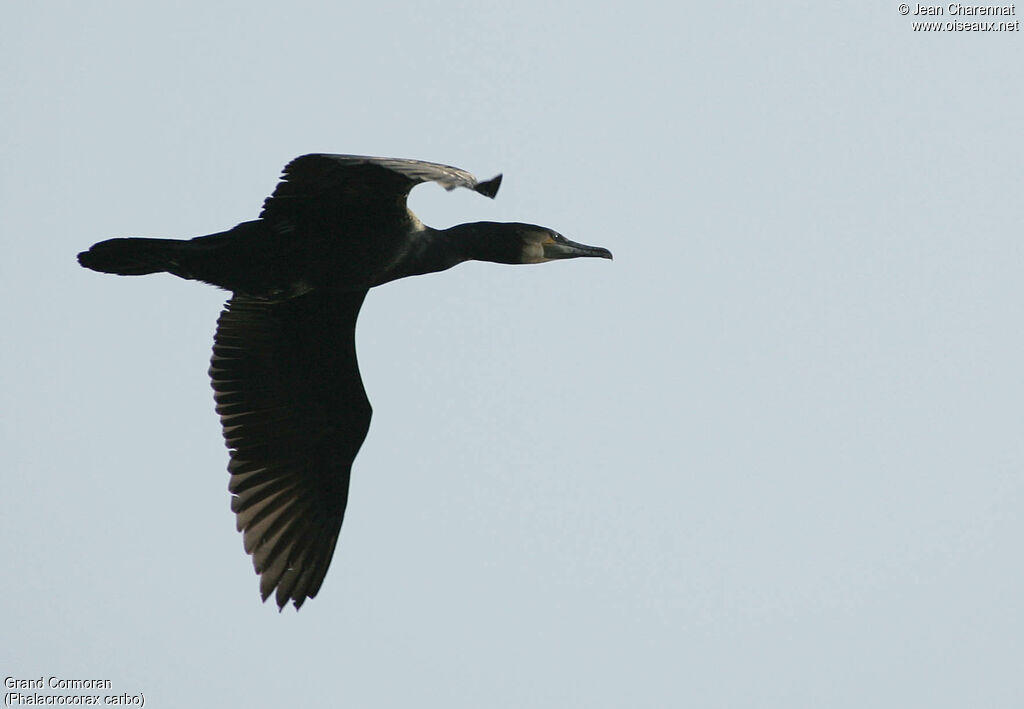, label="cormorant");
[77,154,612,610]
